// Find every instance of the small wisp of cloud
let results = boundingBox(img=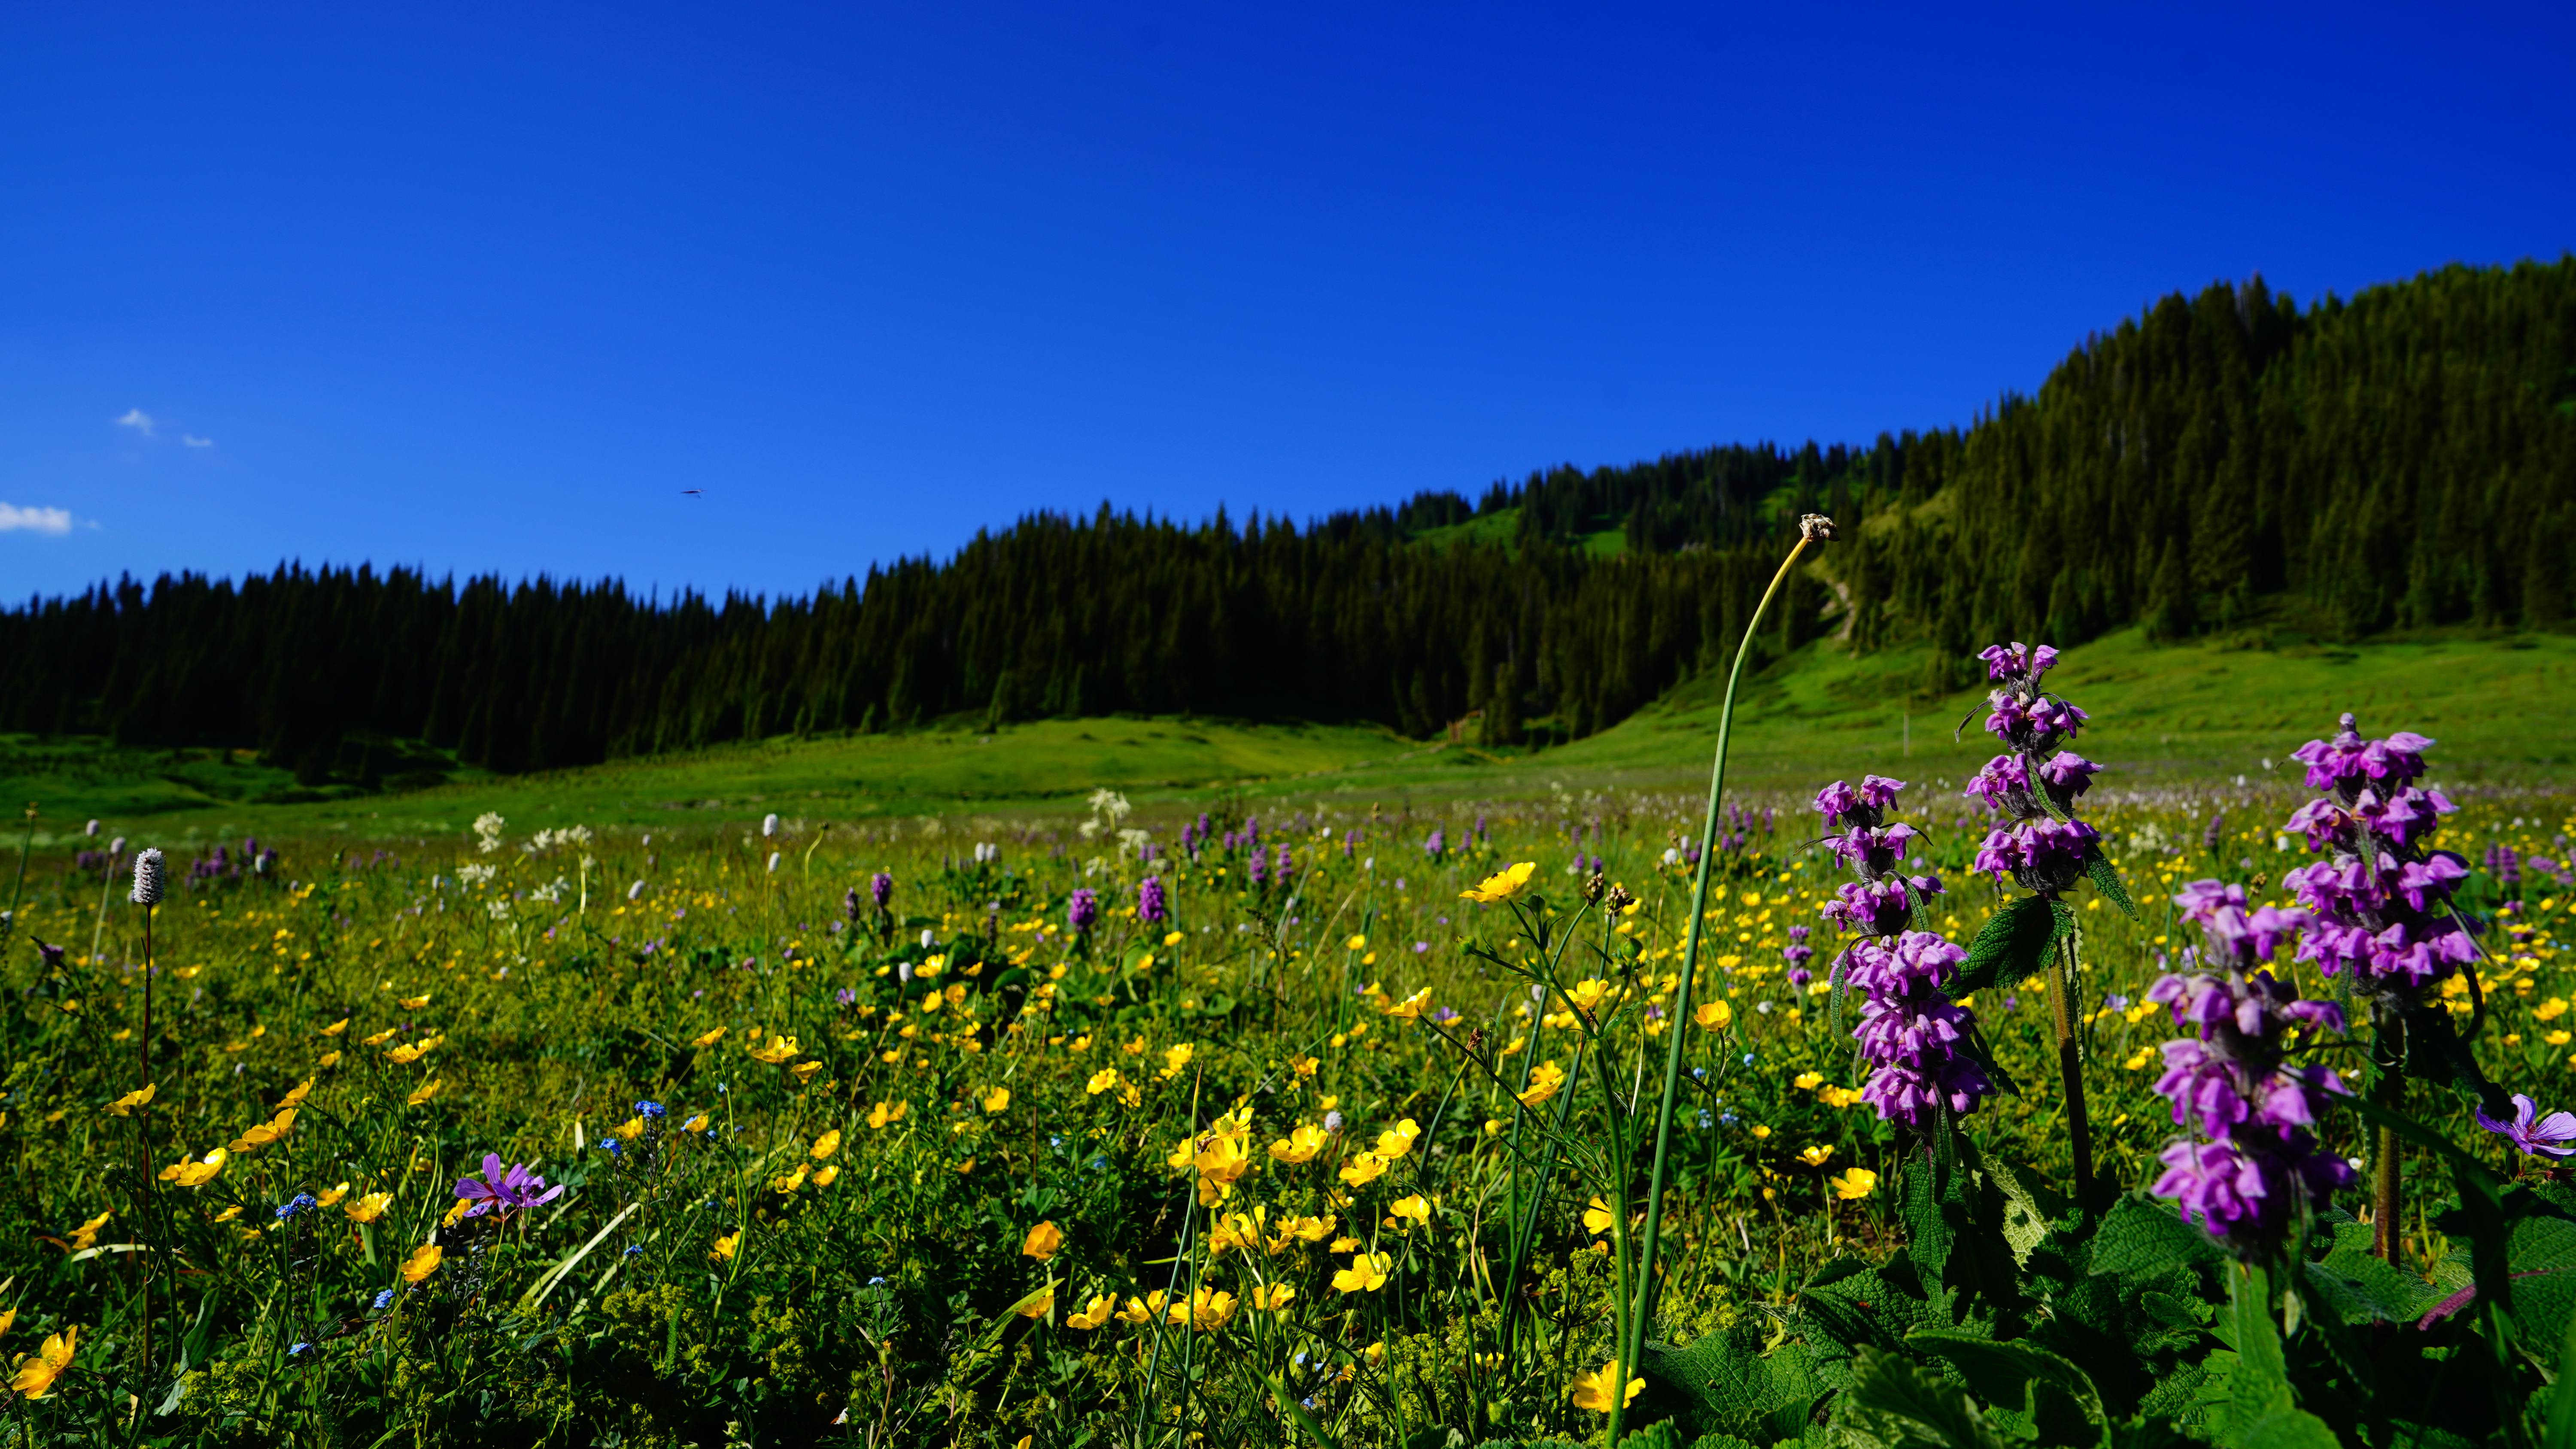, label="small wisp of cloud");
[183,434,214,448]
[115,408,156,437]
[0,503,74,537]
